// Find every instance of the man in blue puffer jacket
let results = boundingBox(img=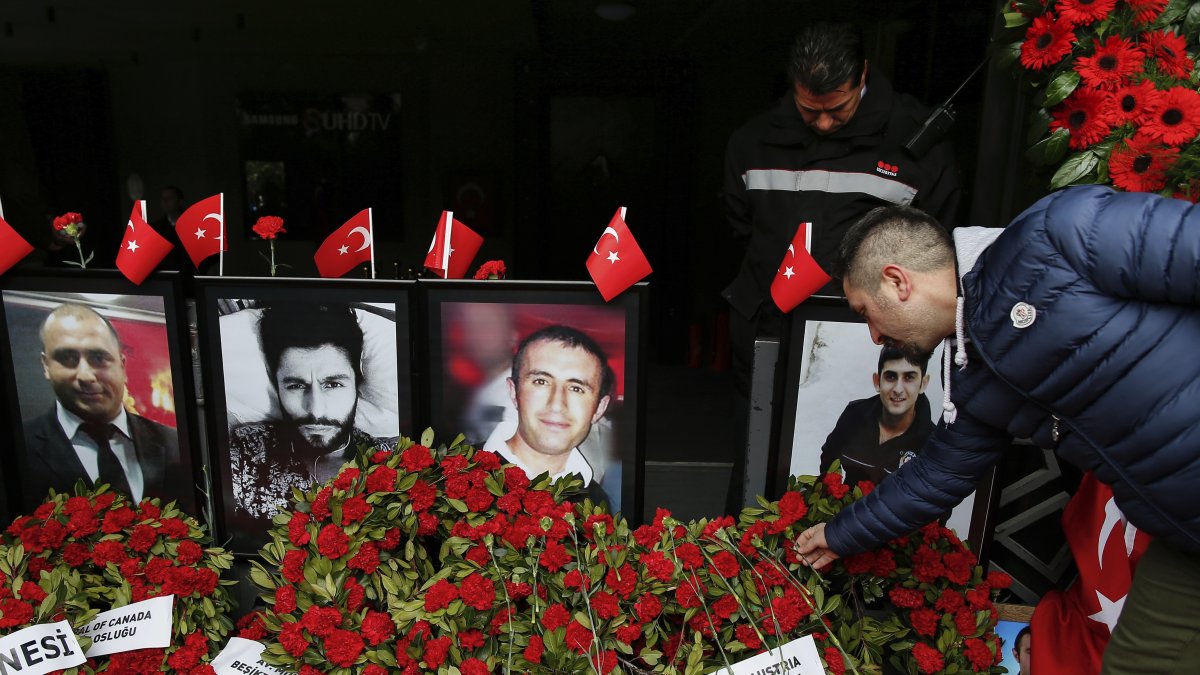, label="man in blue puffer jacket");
[795,185,1200,672]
